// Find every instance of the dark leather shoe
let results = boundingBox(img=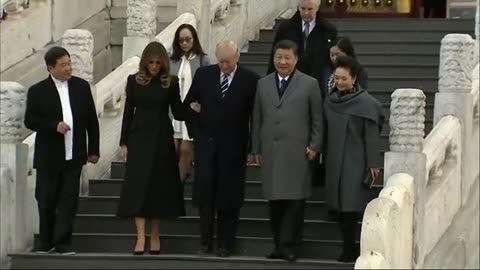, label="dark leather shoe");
[217,248,231,257]
[281,253,297,262]
[266,250,282,259]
